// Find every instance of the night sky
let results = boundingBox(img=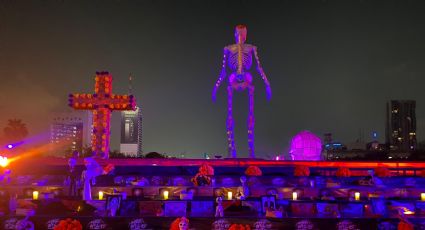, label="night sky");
[1,0,425,158]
